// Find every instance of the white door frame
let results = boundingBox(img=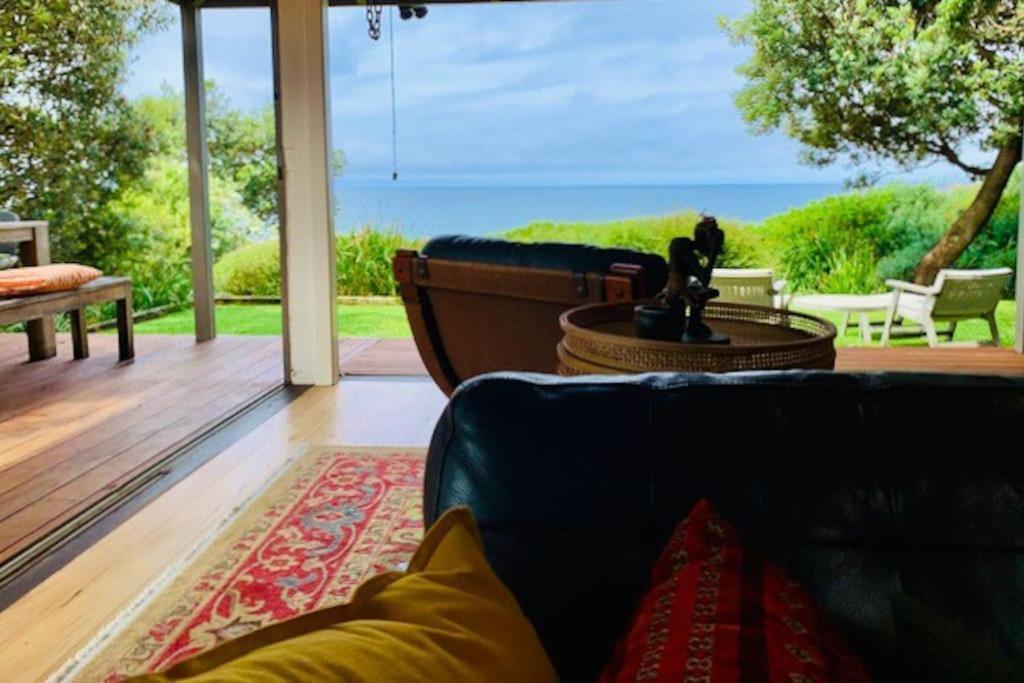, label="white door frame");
[270,0,339,385]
